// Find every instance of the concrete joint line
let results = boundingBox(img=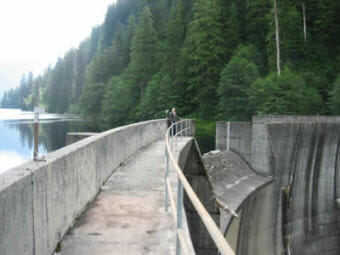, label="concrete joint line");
[31,173,36,255]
